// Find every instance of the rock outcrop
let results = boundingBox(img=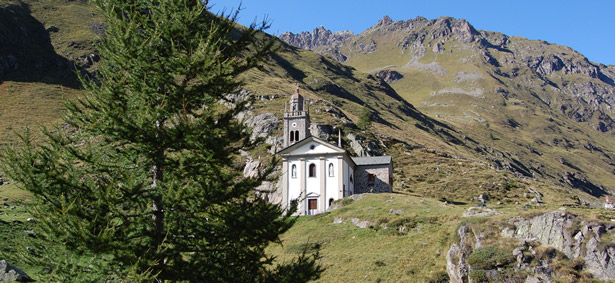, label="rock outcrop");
[447,211,615,282]
[502,211,615,280]
[446,224,472,283]
[374,70,403,83]
[243,112,279,142]
[346,133,383,157]
[461,207,500,218]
